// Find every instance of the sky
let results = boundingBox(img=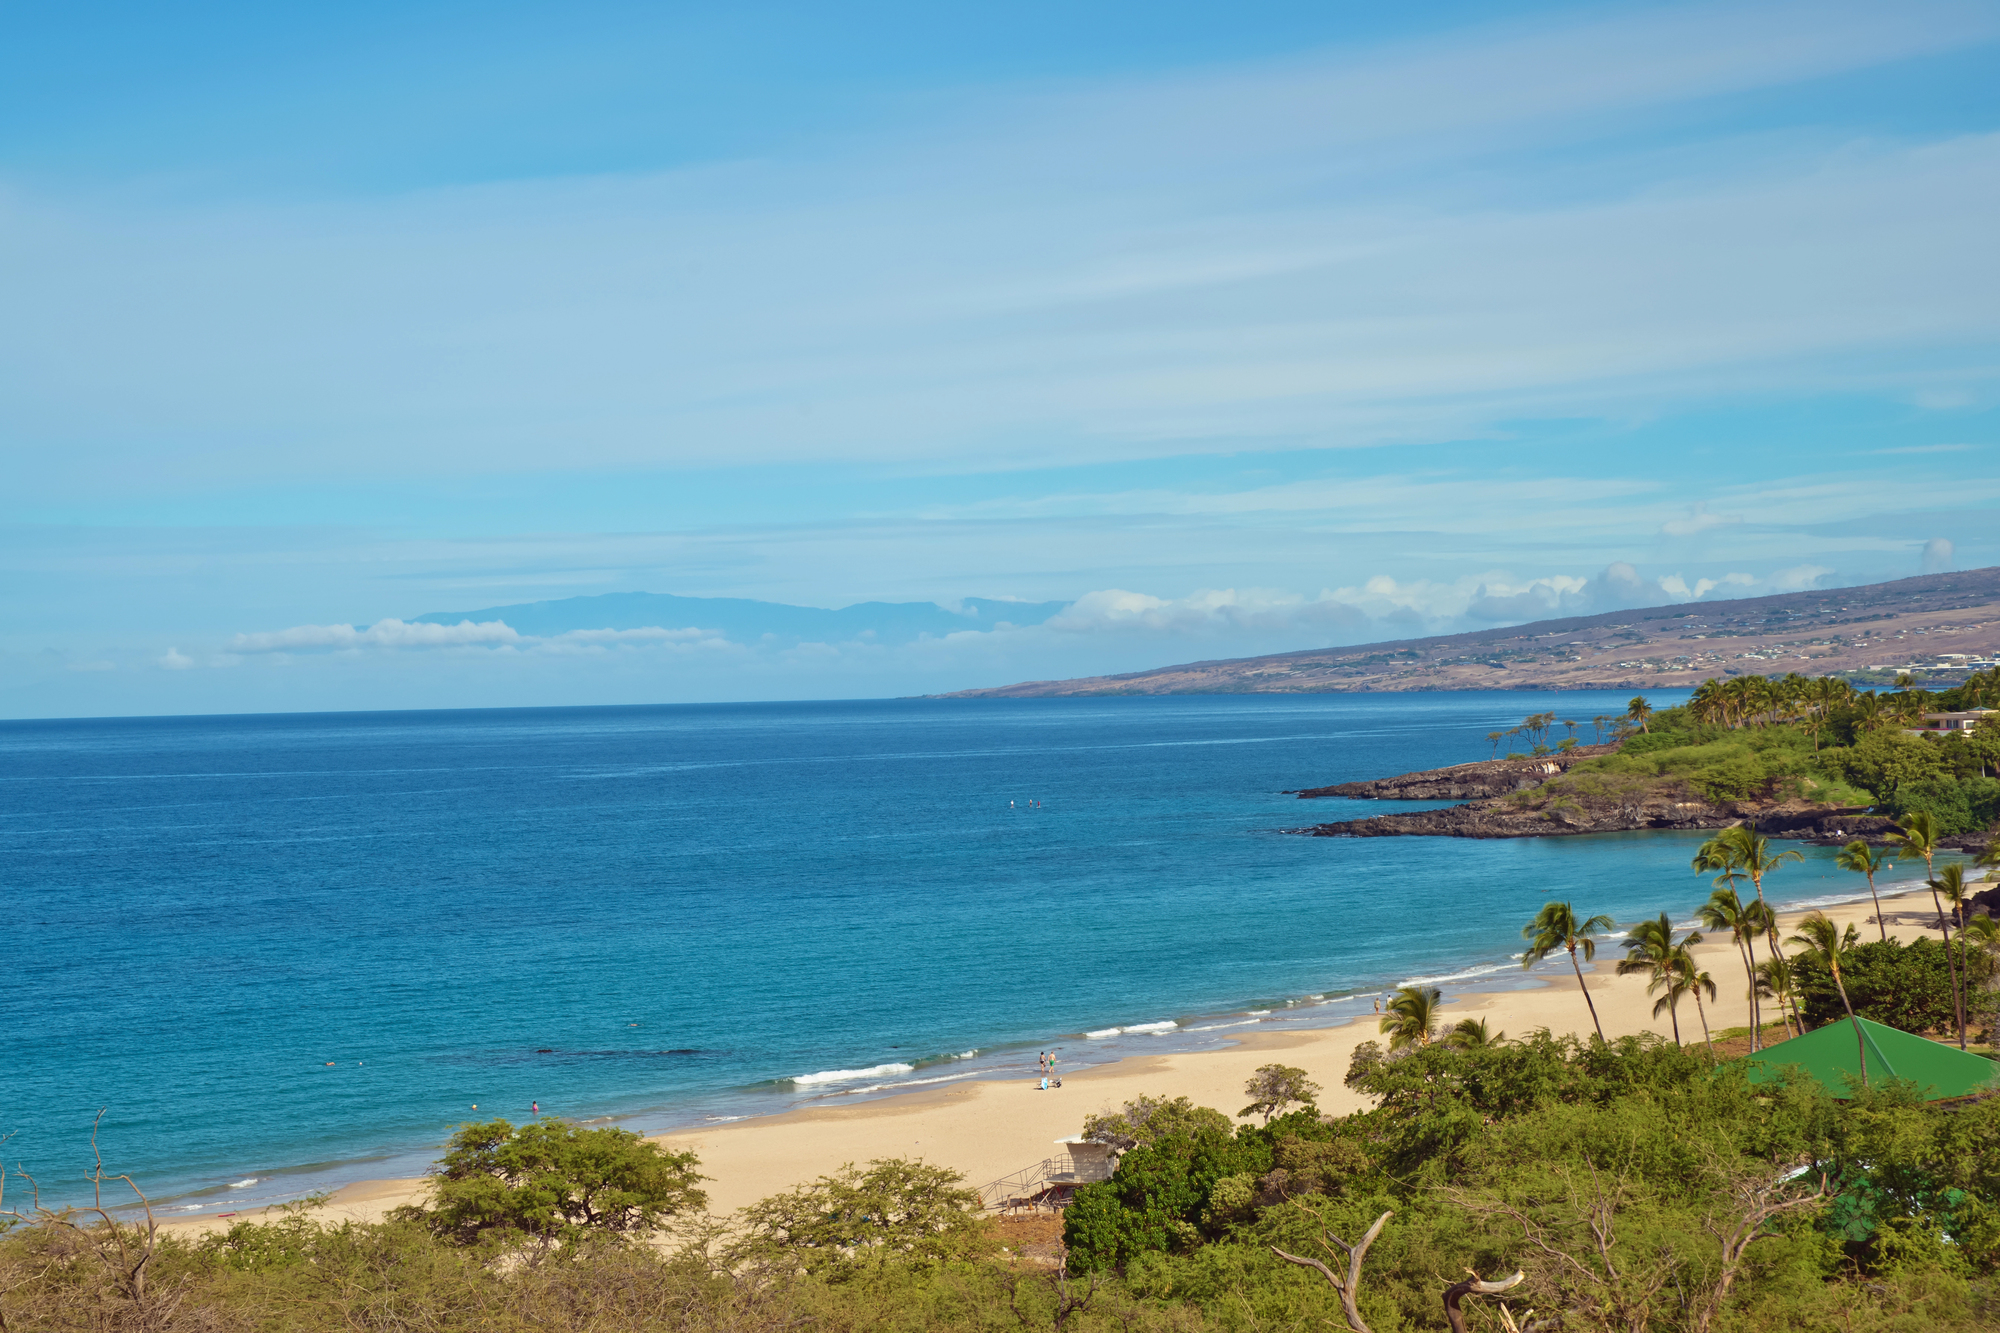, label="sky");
[4,0,1999,716]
